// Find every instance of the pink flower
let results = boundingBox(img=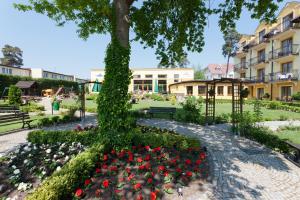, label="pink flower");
[75,188,84,198]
